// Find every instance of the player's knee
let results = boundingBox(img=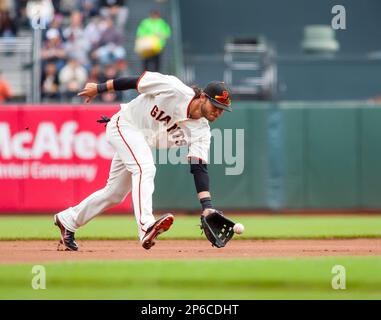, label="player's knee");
[106,187,128,205]
[109,191,127,205]
[131,163,156,177]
